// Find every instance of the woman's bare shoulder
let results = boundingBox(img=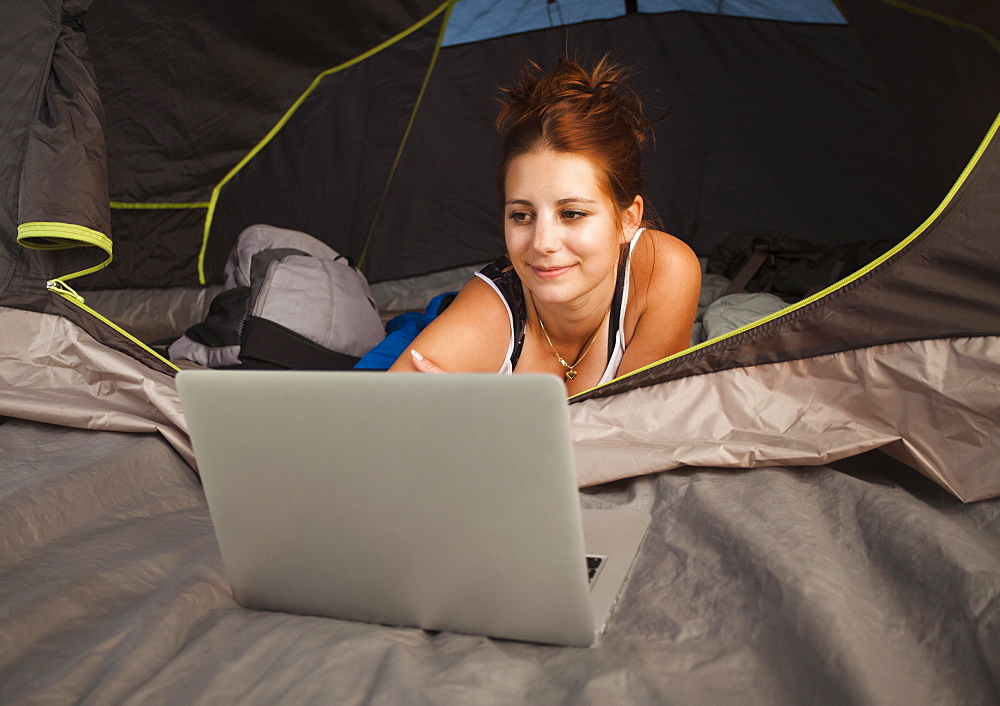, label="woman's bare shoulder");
[635,228,702,289]
[448,273,511,319]
[616,229,702,373]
